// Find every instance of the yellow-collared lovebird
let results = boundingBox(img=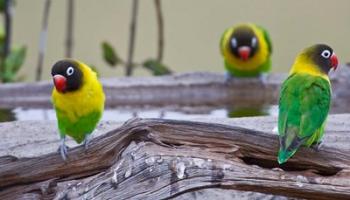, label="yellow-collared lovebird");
[220,23,272,78]
[51,59,105,160]
[278,44,338,164]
